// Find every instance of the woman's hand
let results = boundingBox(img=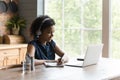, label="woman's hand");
[57,58,63,65]
[57,54,69,65]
